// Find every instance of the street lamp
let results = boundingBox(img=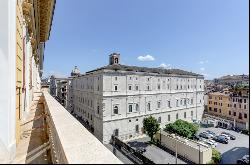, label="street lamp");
[198,144,201,164]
